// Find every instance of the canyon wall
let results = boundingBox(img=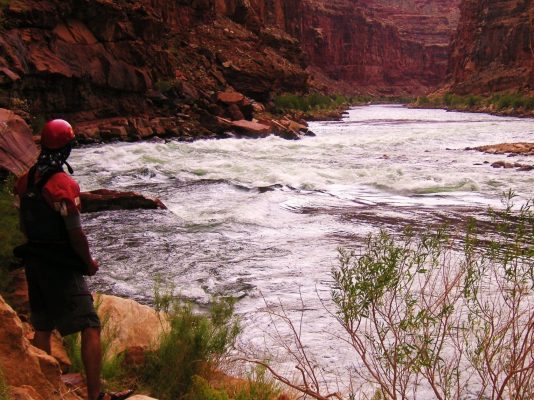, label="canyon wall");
[239,0,461,95]
[447,0,534,95]
[0,0,308,138]
[158,0,463,96]
[0,0,463,140]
